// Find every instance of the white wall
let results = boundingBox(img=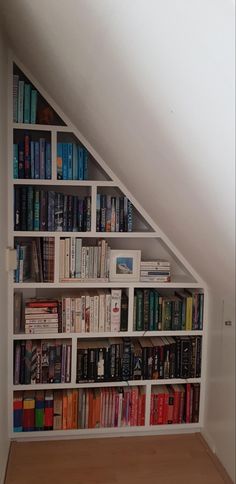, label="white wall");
[0,31,9,483]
